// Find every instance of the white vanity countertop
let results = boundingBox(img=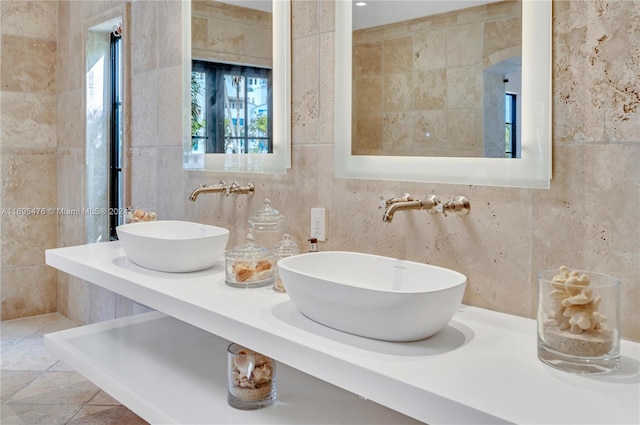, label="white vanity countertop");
[46,242,640,425]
